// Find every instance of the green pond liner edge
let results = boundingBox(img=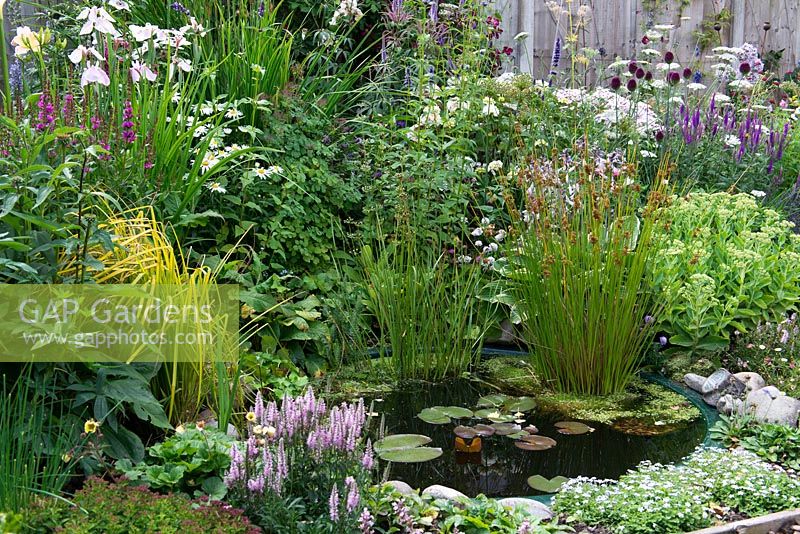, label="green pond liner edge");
[366,346,721,506]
